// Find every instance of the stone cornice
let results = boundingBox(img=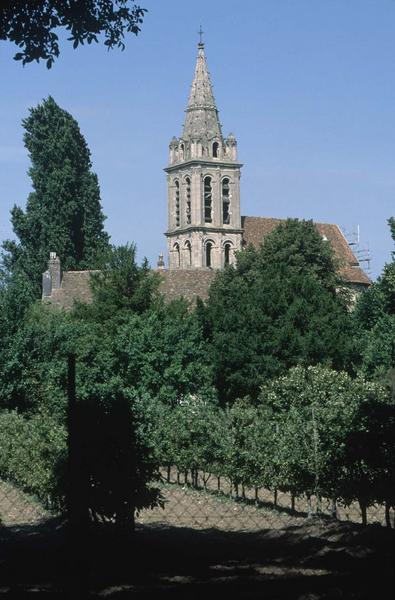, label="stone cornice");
[164,159,243,173]
[165,226,244,237]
